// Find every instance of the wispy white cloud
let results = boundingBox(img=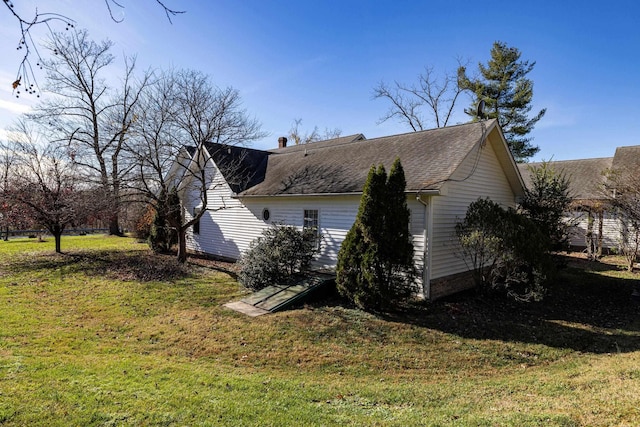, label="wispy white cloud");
[0,99,31,116]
